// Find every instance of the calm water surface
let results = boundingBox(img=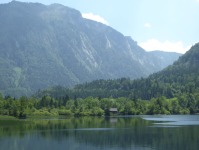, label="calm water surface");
[0,115,199,150]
